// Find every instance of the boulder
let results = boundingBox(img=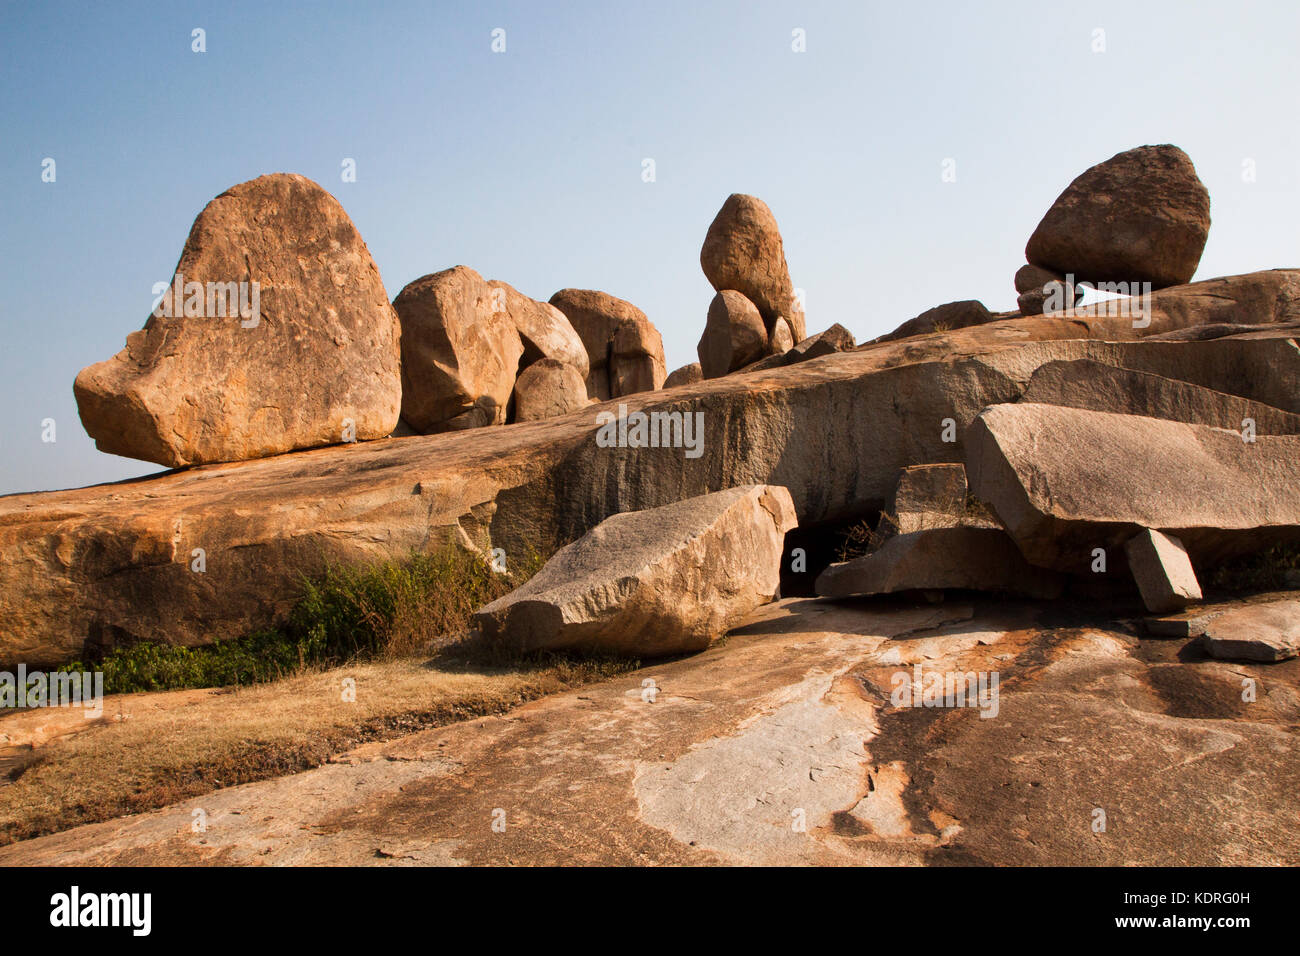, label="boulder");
[1014,264,1063,295]
[789,324,855,362]
[1025,144,1211,289]
[395,266,524,433]
[549,288,652,401]
[472,485,797,656]
[698,290,768,378]
[890,464,971,535]
[1124,529,1202,613]
[610,316,666,397]
[663,362,704,389]
[769,316,795,354]
[1202,601,1300,662]
[877,300,997,342]
[1016,280,1081,318]
[700,194,806,340]
[73,173,402,467]
[966,403,1300,572]
[488,280,589,379]
[1022,359,1300,434]
[512,359,589,423]
[815,527,1062,599]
